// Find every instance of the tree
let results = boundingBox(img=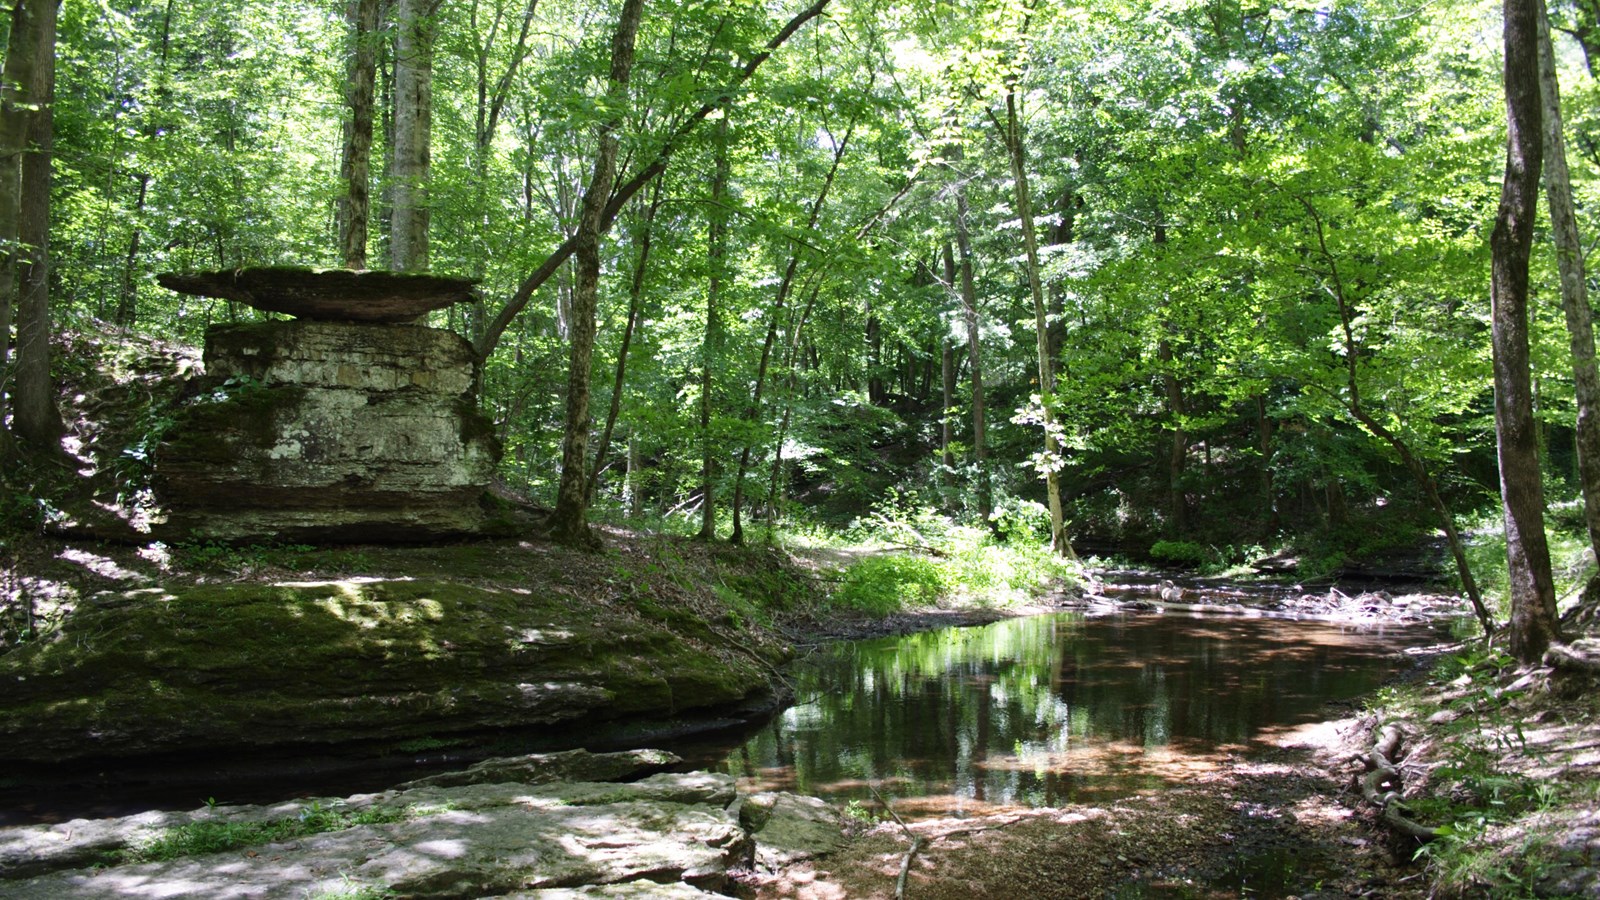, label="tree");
[8,0,62,451]
[1492,0,1559,662]
[1536,6,1600,564]
[545,0,647,549]
[338,0,382,270]
[994,46,1073,560]
[0,0,46,455]
[695,114,729,542]
[392,0,437,272]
